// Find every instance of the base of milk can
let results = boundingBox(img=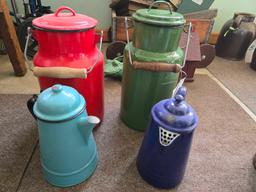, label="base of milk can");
[136,160,182,189]
[41,152,98,187]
